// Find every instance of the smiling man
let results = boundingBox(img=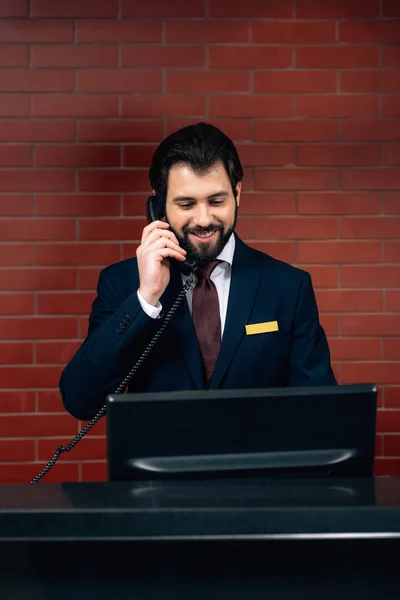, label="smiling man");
[60,122,336,421]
